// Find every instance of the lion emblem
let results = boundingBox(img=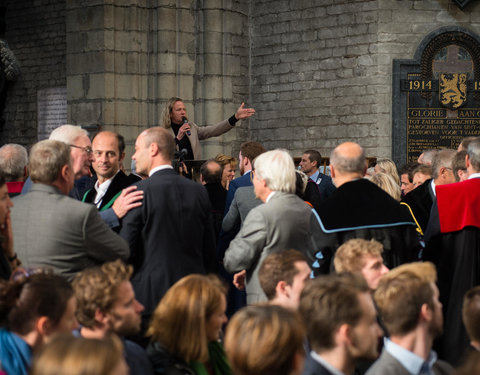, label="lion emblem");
[439,73,467,110]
